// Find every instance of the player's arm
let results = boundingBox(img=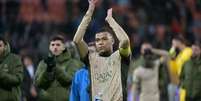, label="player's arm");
[151,48,170,63]
[105,8,131,57]
[73,0,97,59]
